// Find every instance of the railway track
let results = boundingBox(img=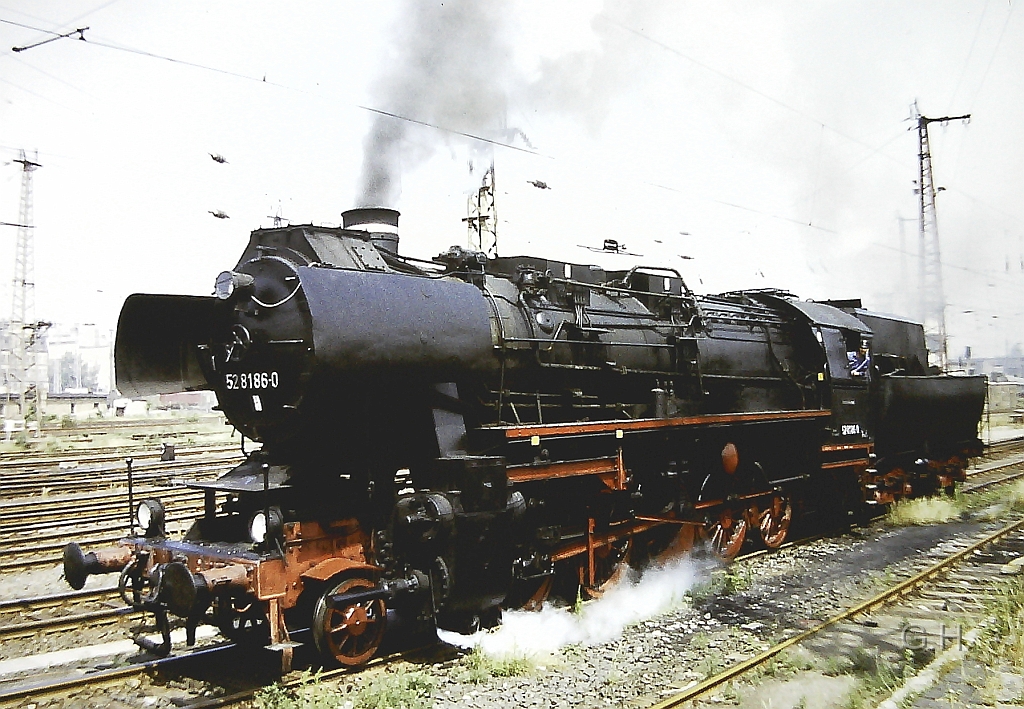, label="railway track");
[963,452,1024,492]
[0,641,239,705]
[983,434,1024,455]
[27,414,228,440]
[0,447,244,498]
[0,586,127,645]
[2,437,1022,708]
[0,460,247,574]
[0,623,432,707]
[649,515,1024,708]
[0,487,202,531]
[0,437,234,468]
